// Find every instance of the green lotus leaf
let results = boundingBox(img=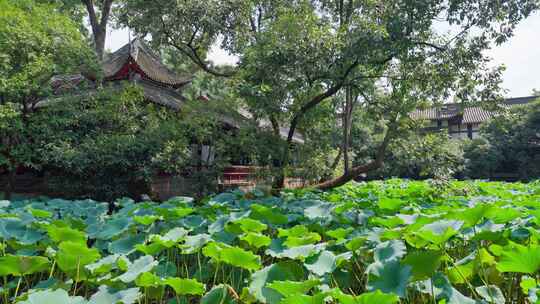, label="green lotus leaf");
[278,225,321,247]
[485,206,522,224]
[47,225,86,244]
[279,293,326,304]
[85,254,120,274]
[172,207,194,218]
[56,241,100,274]
[109,234,146,255]
[249,261,304,304]
[201,284,237,304]
[476,285,505,304]
[17,289,86,304]
[449,204,493,227]
[371,216,405,228]
[179,233,212,254]
[520,276,537,294]
[203,242,262,271]
[135,272,162,287]
[304,251,337,276]
[208,215,230,234]
[367,260,411,298]
[94,217,130,240]
[155,261,178,278]
[88,286,140,304]
[208,192,237,206]
[496,243,540,274]
[266,239,325,260]
[233,218,267,233]
[325,227,353,240]
[28,208,52,218]
[0,255,49,276]
[267,279,319,296]
[303,201,334,221]
[345,236,367,252]
[151,227,189,247]
[401,250,442,281]
[377,198,405,211]
[164,277,205,296]
[133,215,159,226]
[355,290,400,304]
[475,248,496,268]
[240,232,272,249]
[135,242,166,256]
[250,204,288,225]
[416,220,463,245]
[331,289,399,304]
[0,218,43,244]
[417,272,475,304]
[117,255,131,271]
[447,261,474,284]
[202,241,224,260]
[374,240,407,263]
[114,255,158,283]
